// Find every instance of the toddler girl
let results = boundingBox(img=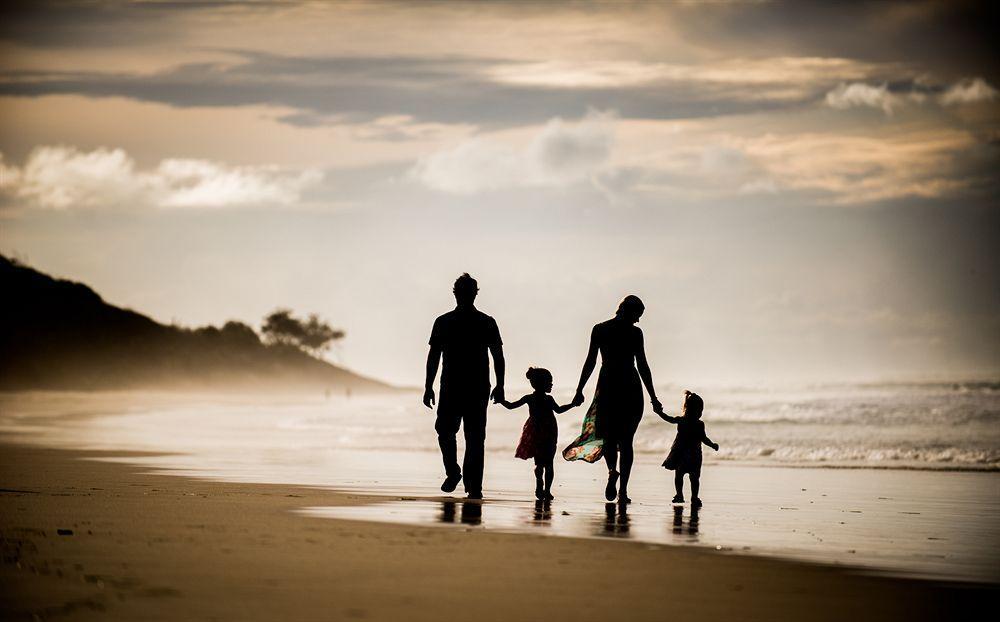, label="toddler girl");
[657,390,719,507]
